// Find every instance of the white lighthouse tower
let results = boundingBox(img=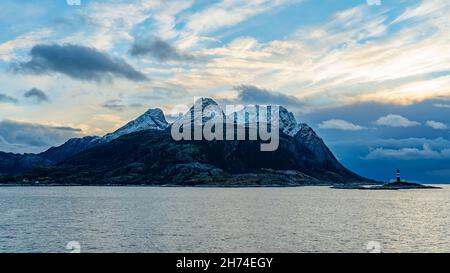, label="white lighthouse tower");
[396,169,401,183]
